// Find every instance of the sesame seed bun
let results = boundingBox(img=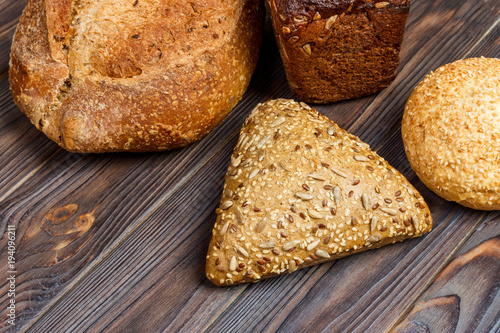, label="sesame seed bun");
[402,57,500,210]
